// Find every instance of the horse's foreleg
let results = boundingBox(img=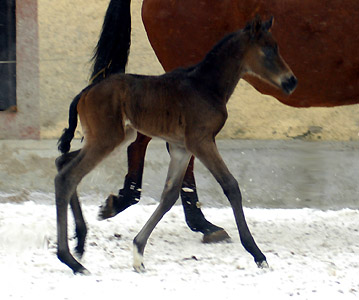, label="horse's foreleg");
[133,144,192,272]
[55,150,87,258]
[189,141,268,268]
[98,132,151,220]
[180,156,230,243]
